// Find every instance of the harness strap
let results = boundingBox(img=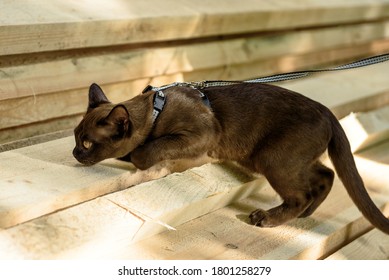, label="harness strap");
[150,88,211,124]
